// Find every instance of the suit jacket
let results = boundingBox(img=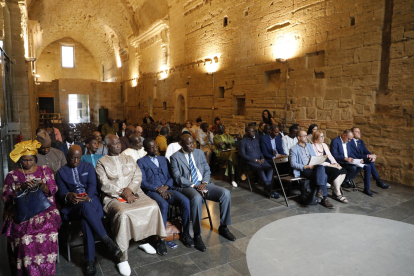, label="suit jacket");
[330,136,357,163]
[58,141,84,156]
[349,139,371,162]
[56,162,101,218]
[260,134,285,160]
[290,143,317,177]
[170,149,210,188]
[137,155,174,193]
